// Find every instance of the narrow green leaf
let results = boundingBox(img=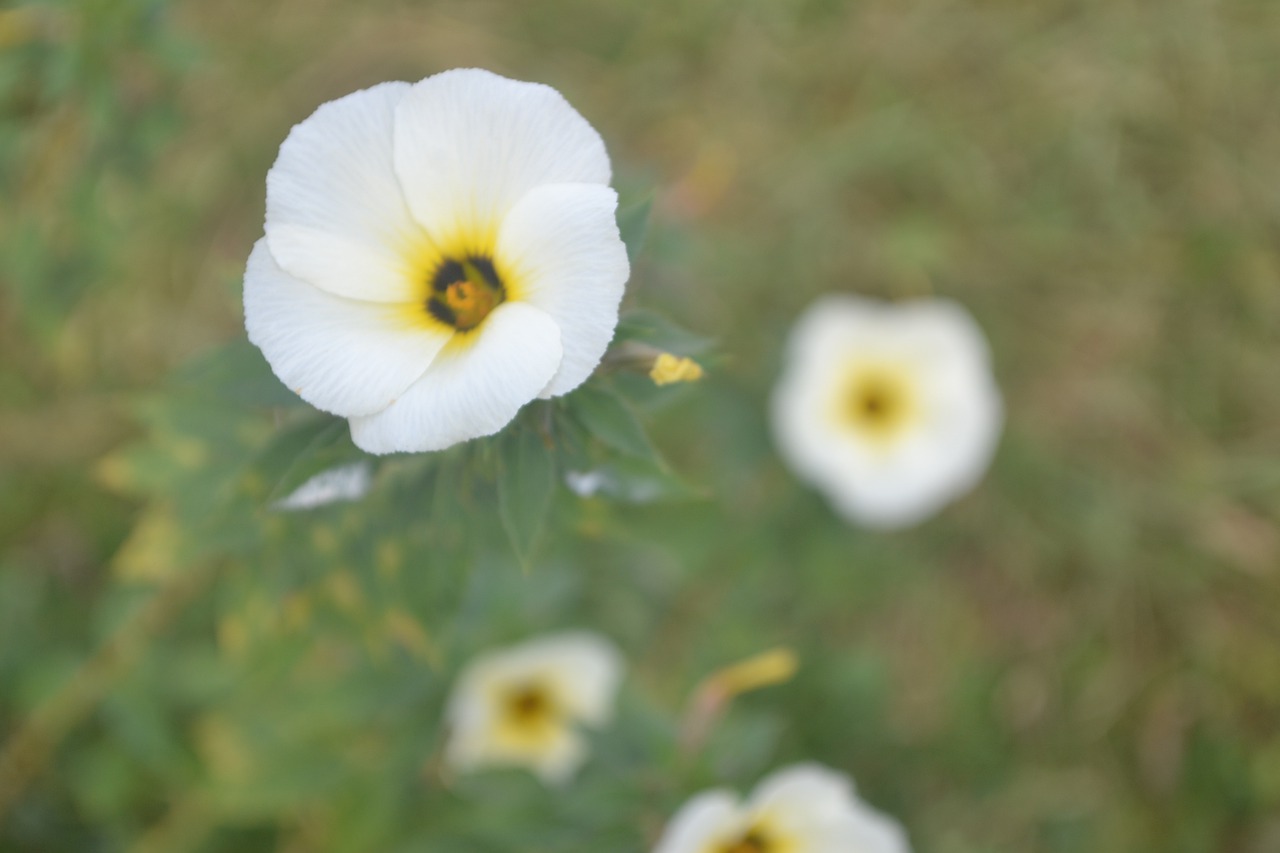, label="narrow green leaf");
[613,308,714,357]
[617,195,652,262]
[169,338,304,408]
[569,386,660,463]
[497,426,556,564]
[248,416,360,505]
